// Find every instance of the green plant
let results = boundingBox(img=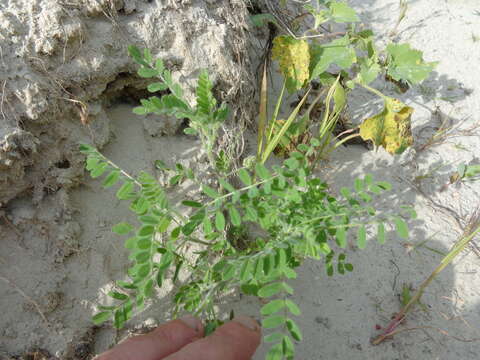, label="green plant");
[373,208,480,345]
[252,0,437,158]
[81,134,415,358]
[128,46,228,170]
